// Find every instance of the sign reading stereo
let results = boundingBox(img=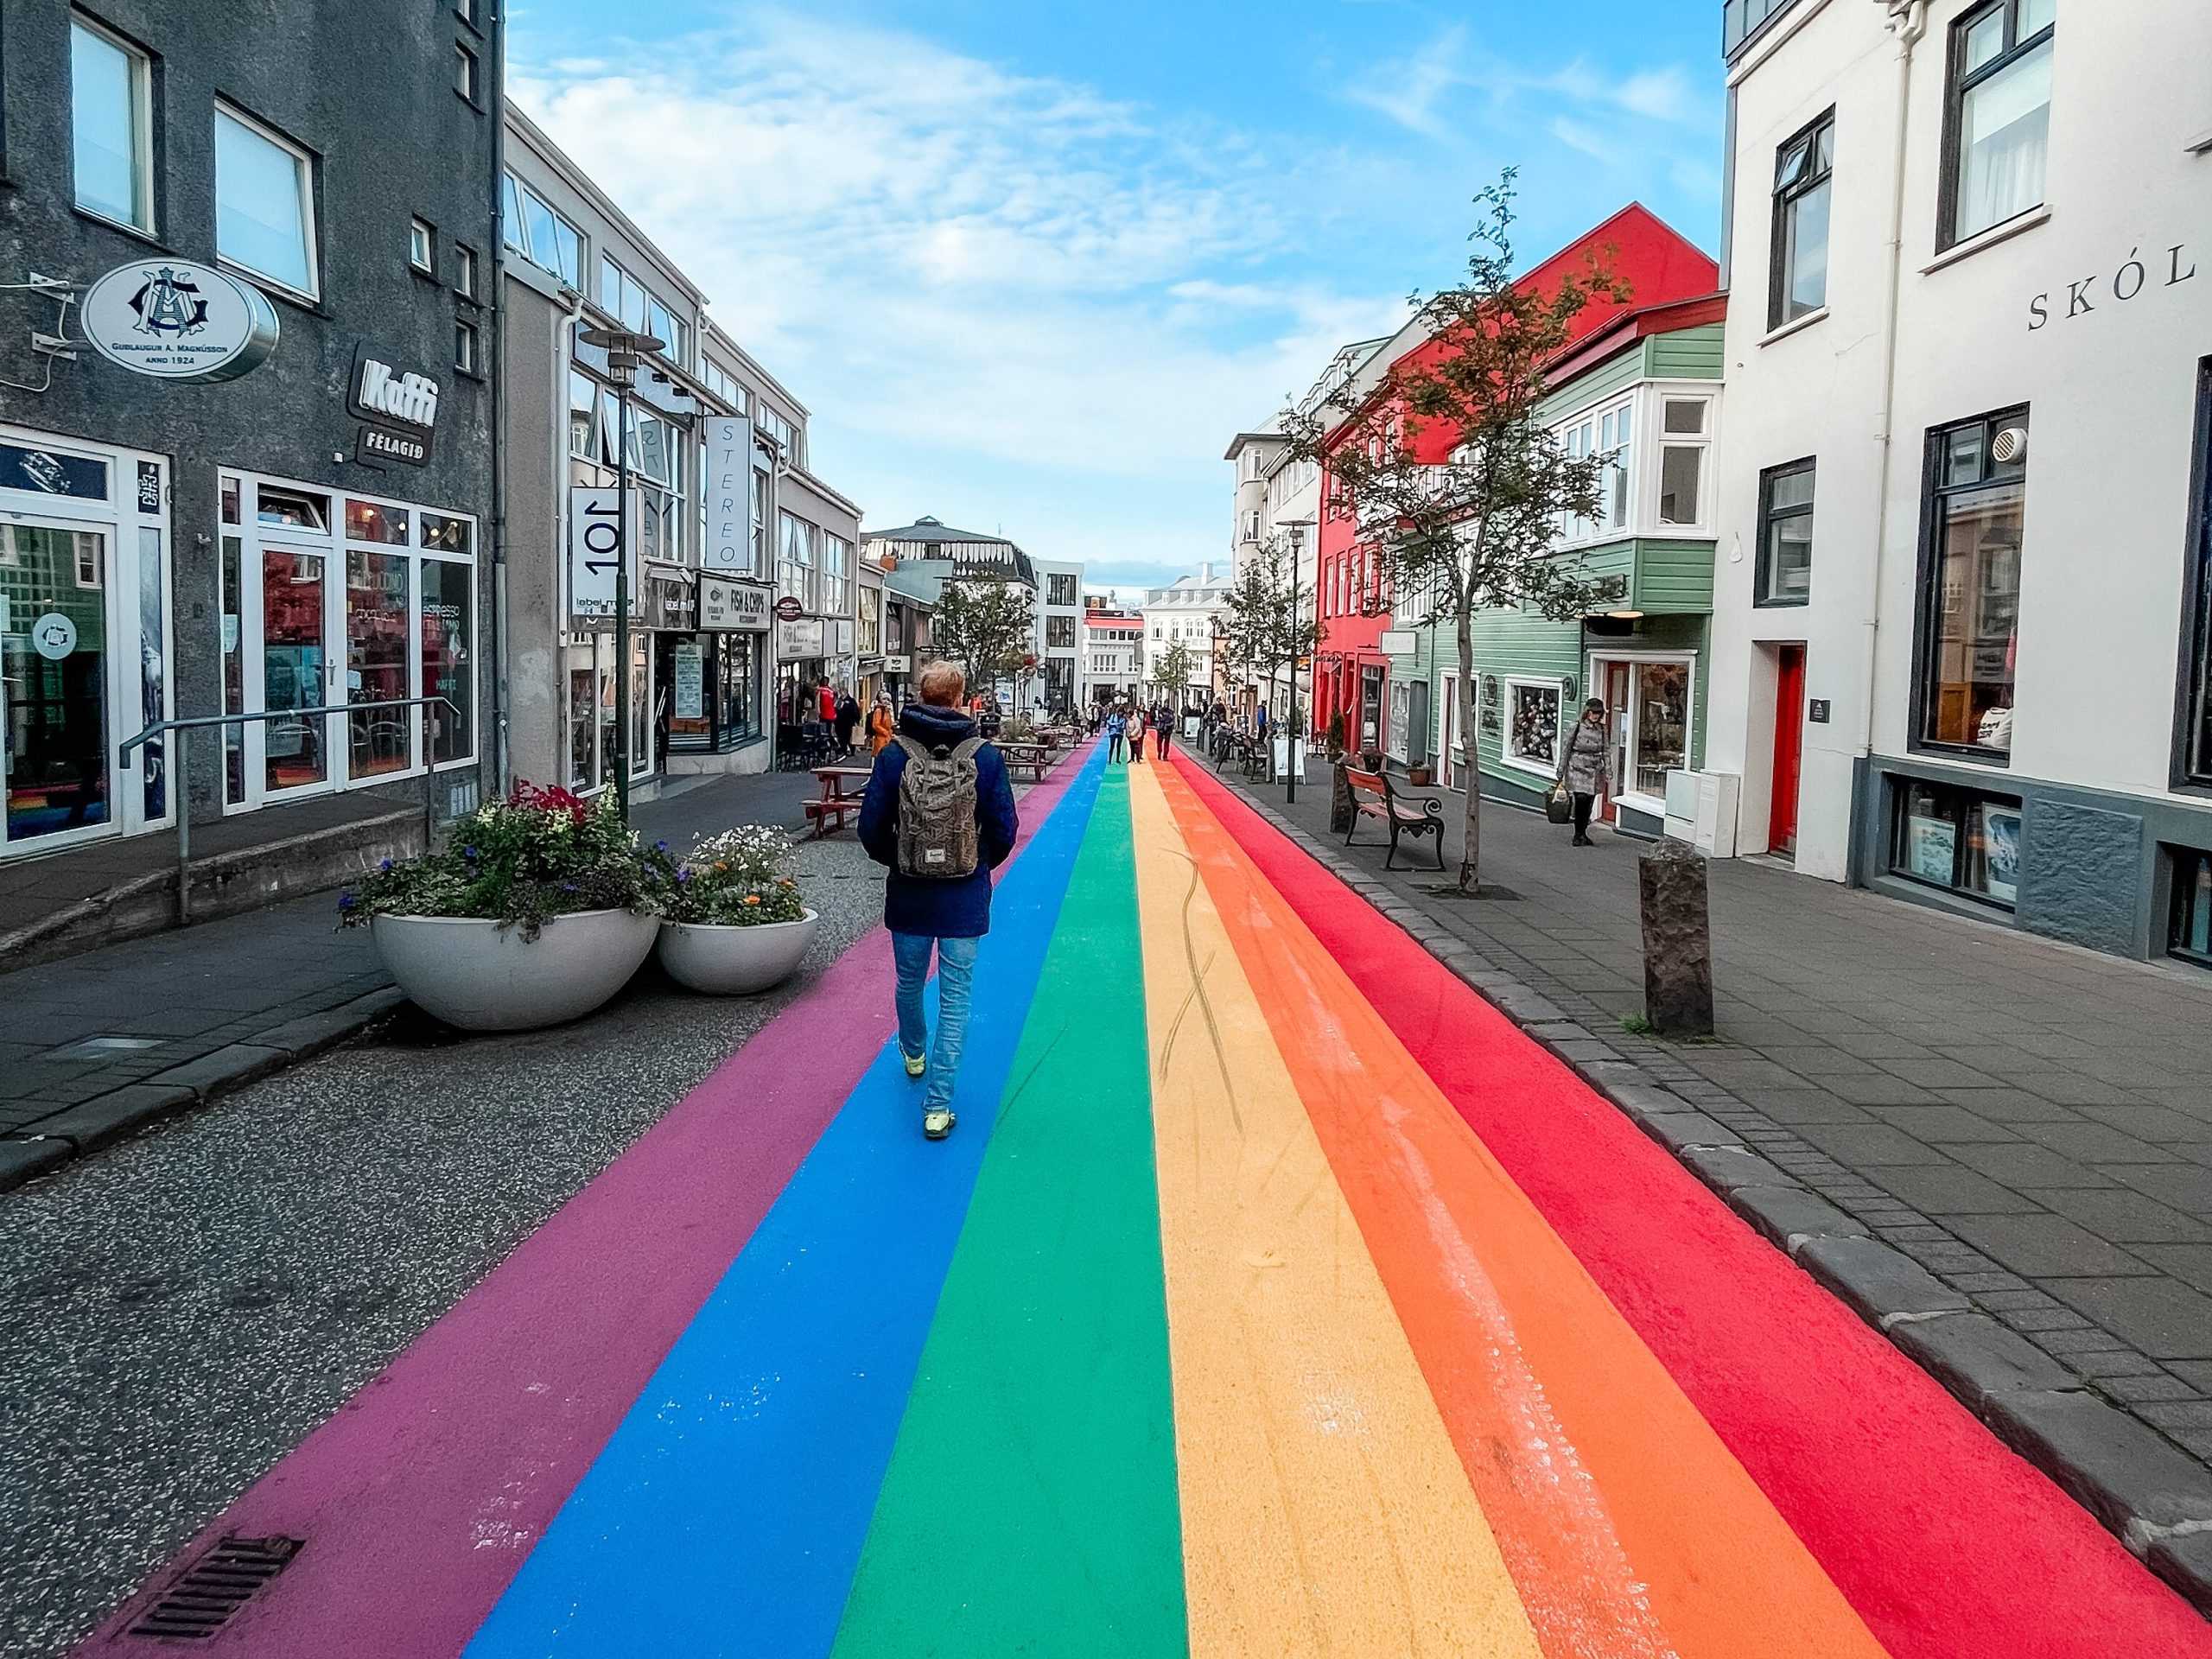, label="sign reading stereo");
[348,350,441,467]
[81,260,279,383]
